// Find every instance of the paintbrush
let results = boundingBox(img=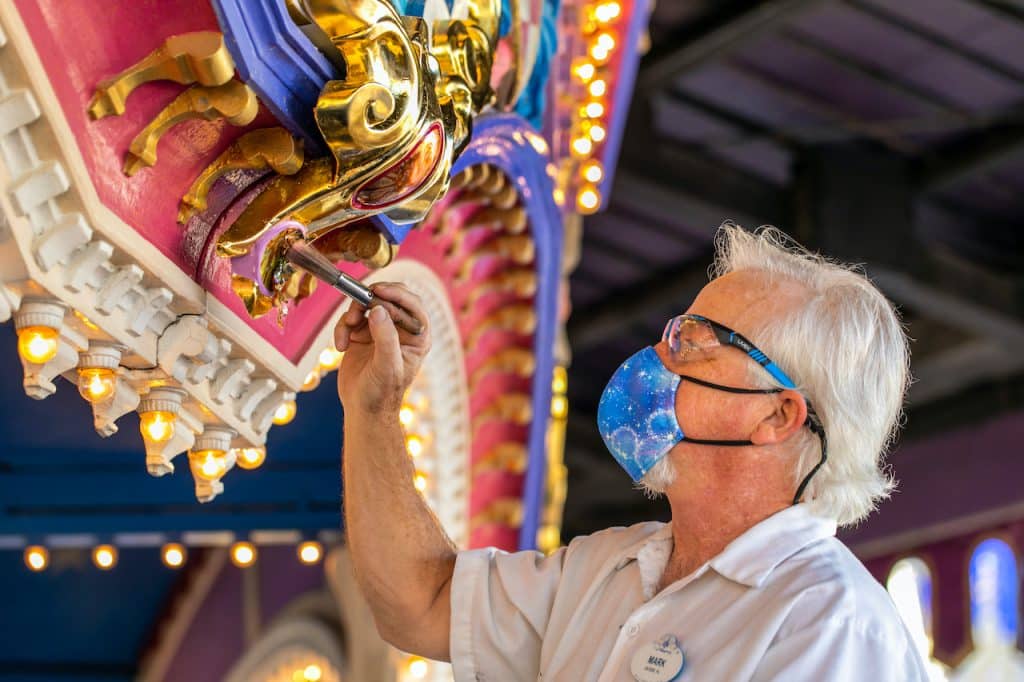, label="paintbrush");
[284,239,424,335]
